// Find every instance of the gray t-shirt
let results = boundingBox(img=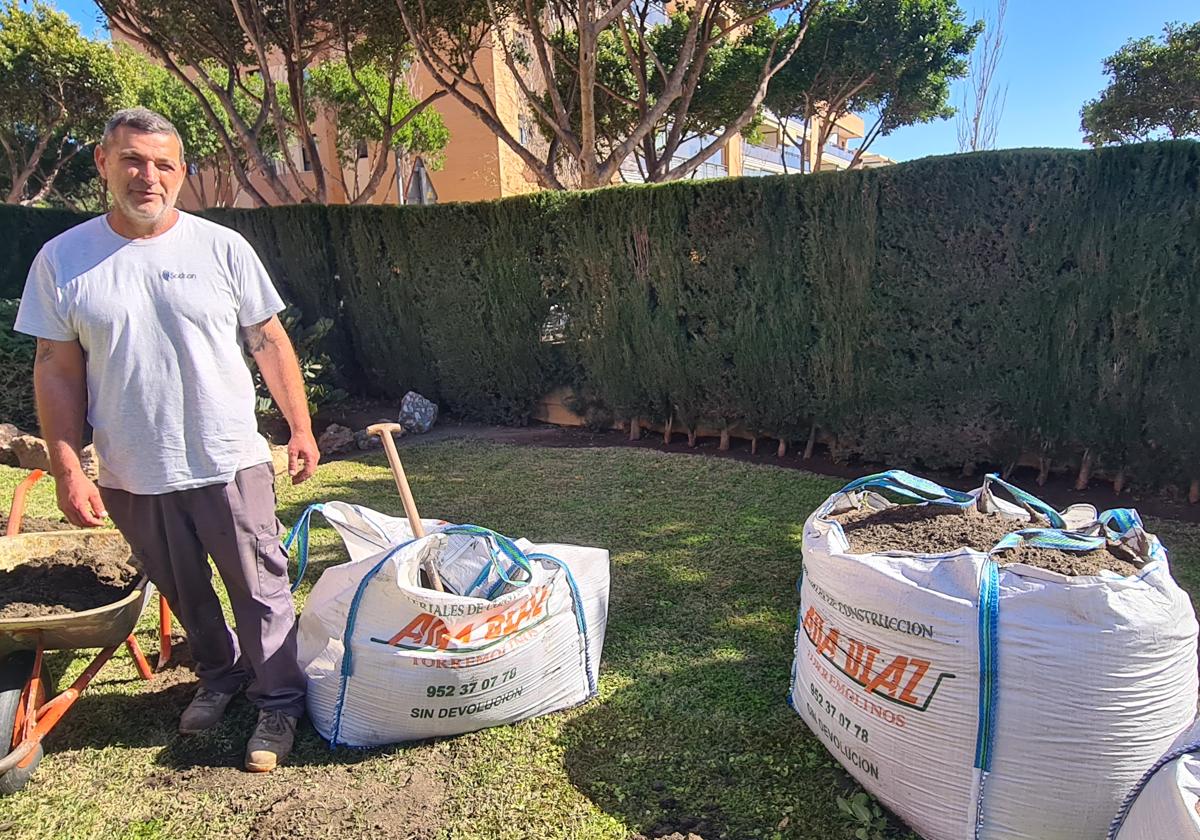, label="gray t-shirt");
[15,212,285,495]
